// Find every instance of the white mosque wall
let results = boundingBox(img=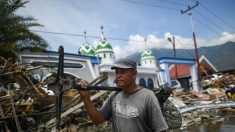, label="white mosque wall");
[96,52,114,64]
[141,59,157,68]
